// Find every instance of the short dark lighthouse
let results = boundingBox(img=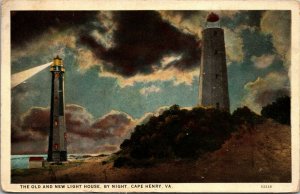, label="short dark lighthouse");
[47,56,67,162]
[198,12,230,112]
